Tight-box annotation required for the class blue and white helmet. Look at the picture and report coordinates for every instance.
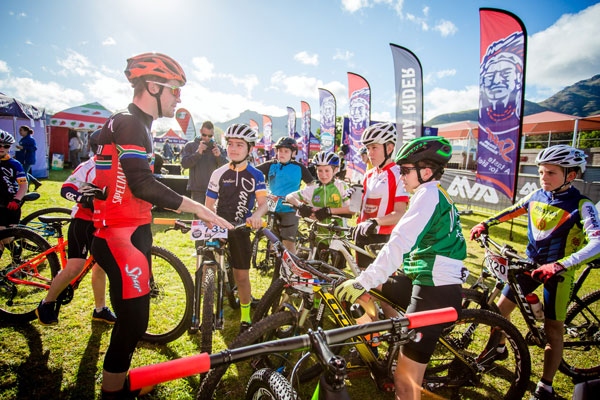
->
[313,151,340,167]
[535,145,587,174]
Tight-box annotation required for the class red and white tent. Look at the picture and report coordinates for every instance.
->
[154,129,187,144]
[50,102,112,130]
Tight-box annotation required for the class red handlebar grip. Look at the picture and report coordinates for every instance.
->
[129,353,210,390]
[406,307,458,329]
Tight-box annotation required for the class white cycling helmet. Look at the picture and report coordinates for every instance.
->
[224,123,257,144]
[535,145,587,174]
[0,129,16,145]
[361,122,397,146]
[313,151,340,166]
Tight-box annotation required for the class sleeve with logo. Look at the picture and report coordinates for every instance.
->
[559,199,600,268]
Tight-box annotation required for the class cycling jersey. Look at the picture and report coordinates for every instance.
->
[256,160,313,213]
[0,155,26,205]
[357,181,468,289]
[358,163,409,235]
[93,103,183,228]
[206,162,267,224]
[293,179,350,241]
[61,156,95,221]
[483,186,600,268]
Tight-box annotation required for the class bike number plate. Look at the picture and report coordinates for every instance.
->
[484,250,509,283]
[190,220,228,241]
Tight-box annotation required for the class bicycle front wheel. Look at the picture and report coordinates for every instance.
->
[245,369,298,400]
[251,230,277,276]
[200,265,216,354]
[0,227,61,322]
[560,289,600,380]
[142,246,193,344]
[424,308,531,400]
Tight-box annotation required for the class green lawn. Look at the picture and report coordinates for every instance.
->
[0,170,592,399]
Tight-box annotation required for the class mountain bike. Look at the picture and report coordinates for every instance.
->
[0,217,193,344]
[127,308,458,400]
[153,218,262,354]
[200,226,531,399]
[10,192,72,243]
[473,233,600,381]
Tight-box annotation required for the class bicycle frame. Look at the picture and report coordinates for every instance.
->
[197,240,231,331]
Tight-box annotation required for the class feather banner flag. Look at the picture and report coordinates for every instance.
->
[347,72,370,178]
[390,44,423,151]
[318,88,336,153]
[249,119,260,163]
[477,8,527,201]
[262,115,273,160]
[300,101,311,165]
[175,108,196,142]
[287,107,296,139]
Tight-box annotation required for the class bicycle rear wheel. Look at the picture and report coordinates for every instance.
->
[20,207,72,244]
[142,246,193,344]
[0,227,61,322]
[424,308,530,400]
[560,289,600,380]
[245,368,298,400]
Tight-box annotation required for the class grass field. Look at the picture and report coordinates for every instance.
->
[1,169,593,399]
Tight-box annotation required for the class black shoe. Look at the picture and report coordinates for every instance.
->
[36,300,58,325]
[239,321,251,334]
[530,386,556,400]
[92,307,117,324]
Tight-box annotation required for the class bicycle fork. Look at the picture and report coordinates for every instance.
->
[215,253,226,330]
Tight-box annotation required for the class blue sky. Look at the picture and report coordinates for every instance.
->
[1,0,599,132]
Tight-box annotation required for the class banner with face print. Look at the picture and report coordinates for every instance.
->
[347,72,370,177]
[286,107,296,139]
[249,119,260,162]
[390,44,423,152]
[262,115,273,160]
[318,88,336,153]
[175,108,196,142]
[300,101,311,165]
[477,8,527,201]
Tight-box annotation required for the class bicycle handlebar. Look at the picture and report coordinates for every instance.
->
[129,307,458,390]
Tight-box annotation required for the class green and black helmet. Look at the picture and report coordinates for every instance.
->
[394,136,452,166]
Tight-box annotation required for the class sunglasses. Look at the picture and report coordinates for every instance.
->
[202,134,214,138]
[400,166,419,175]
[148,81,181,97]
[0,144,11,149]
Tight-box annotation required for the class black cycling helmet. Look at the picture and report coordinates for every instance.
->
[89,129,101,155]
[274,137,298,152]
[395,136,452,166]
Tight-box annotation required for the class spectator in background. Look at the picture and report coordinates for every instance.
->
[162,139,174,162]
[15,125,41,190]
[173,144,181,162]
[181,120,227,204]
[69,130,83,168]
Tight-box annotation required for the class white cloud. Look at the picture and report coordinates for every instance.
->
[57,49,92,77]
[25,40,33,46]
[341,0,403,16]
[527,3,600,93]
[0,60,10,74]
[433,19,458,37]
[102,37,116,46]
[191,57,215,81]
[424,85,479,122]
[294,51,319,66]
[423,6,429,17]
[372,111,392,122]
[333,49,355,67]
[270,71,346,102]
[222,73,259,98]
[0,77,85,112]
[84,75,131,112]
[424,69,457,85]
[437,69,456,79]
[406,12,429,31]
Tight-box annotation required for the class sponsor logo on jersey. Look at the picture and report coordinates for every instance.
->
[125,264,143,293]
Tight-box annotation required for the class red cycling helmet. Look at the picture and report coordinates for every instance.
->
[124,53,186,85]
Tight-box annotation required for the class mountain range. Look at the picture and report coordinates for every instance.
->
[205,74,600,137]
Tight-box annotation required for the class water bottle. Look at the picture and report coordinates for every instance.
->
[350,303,380,346]
[525,293,544,320]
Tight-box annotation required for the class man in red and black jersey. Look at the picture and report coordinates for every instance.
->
[92,53,232,399]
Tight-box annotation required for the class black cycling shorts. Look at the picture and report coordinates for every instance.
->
[67,218,95,259]
[381,274,462,364]
[228,228,252,270]
[91,224,152,373]
[273,211,299,242]
[0,207,20,227]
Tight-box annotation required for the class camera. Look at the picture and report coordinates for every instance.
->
[205,138,215,150]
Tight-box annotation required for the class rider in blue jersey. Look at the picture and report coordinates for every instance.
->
[471,145,600,400]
